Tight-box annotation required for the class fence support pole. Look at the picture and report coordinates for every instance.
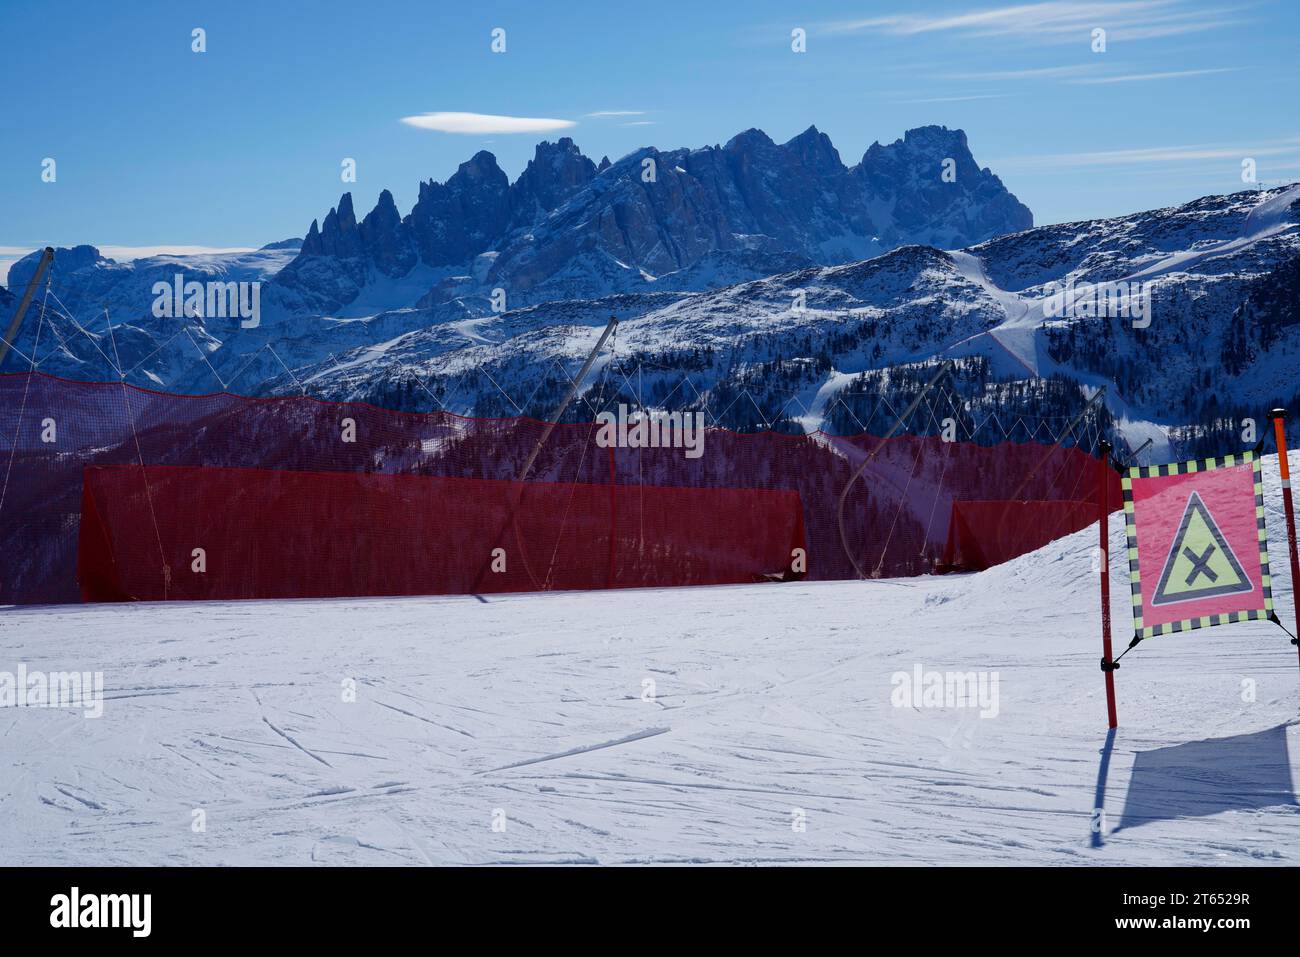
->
[1268,409,1300,679]
[1098,439,1118,729]
[836,360,952,580]
[469,316,618,595]
[607,444,617,589]
[0,246,54,368]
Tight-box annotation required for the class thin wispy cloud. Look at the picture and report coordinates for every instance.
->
[936,61,1239,87]
[940,64,1099,81]
[586,110,646,117]
[895,93,1015,103]
[400,112,576,134]
[820,1,1236,45]
[621,120,657,126]
[992,138,1300,170]
[1069,66,1241,83]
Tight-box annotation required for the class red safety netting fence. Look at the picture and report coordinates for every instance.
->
[0,371,1120,604]
[78,465,806,600]
[941,500,1098,571]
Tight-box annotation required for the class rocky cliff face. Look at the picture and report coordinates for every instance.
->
[854,126,1032,250]
[508,137,598,227]
[272,125,1033,312]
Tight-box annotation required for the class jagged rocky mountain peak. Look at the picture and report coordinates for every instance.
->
[264,124,1035,311]
[456,150,508,183]
[725,127,777,150]
[783,124,844,171]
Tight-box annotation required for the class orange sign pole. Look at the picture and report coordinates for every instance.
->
[1268,409,1300,676]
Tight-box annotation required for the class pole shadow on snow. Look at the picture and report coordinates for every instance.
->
[1091,728,1117,848]
[1112,722,1298,833]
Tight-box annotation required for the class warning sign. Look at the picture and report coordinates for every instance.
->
[1151,491,1253,606]
[1123,452,1273,638]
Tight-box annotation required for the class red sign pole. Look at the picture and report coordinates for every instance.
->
[1268,409,1300,677]
[1098,440,1118,729]
[607,443,618,589]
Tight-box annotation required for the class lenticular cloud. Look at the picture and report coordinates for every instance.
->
[400,111,576,134]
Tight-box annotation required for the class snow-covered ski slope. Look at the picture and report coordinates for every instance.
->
[4,457,1300,866]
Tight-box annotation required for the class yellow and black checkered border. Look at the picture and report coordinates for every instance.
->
[1121,450,1273,639]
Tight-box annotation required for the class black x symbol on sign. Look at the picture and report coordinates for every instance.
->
[1183,544,1218,586]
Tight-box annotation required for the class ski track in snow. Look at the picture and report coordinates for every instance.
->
[3,455,1300,866]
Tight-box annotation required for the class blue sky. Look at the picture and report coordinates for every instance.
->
[1,0,1297,271]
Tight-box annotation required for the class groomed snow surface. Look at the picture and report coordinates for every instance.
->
[4,457,1300,866]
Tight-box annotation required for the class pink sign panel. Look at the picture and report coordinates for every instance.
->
[1122,454,1272,637]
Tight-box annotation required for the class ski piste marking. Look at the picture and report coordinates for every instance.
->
[478,727,672,774]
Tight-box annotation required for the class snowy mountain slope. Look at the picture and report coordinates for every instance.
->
[0,244,303,389]
[282,184,1299,451]
[0,123,1028,398]
[5,453,1299,866]
[953,182,1300,365]
[4,179,1297,456]
[962,184,1300,453]
[3,243,300,325]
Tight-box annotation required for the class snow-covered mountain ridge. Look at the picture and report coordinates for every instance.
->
[3,160,1297,457]
[286,182,1300,456]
